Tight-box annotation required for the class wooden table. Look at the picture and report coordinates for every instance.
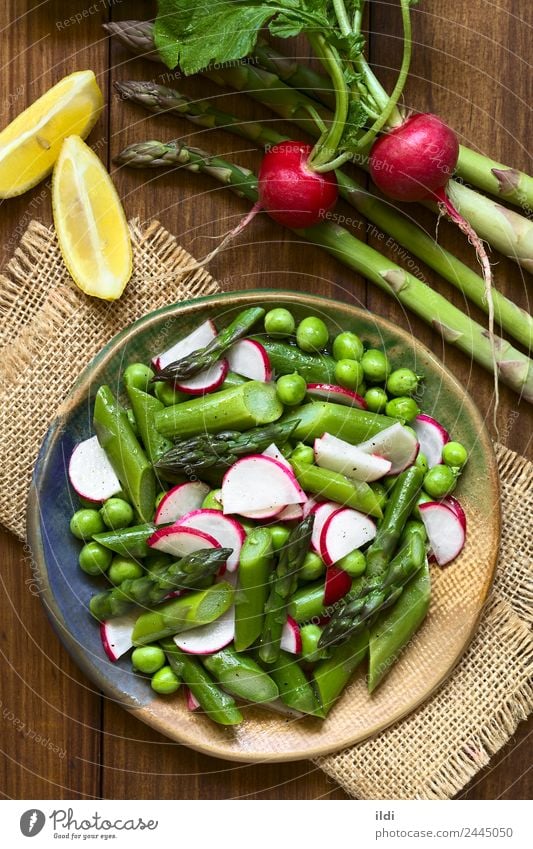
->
[1,0,531,800]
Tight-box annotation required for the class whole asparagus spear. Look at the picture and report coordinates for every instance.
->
[259,514,314,664]
[115,79,533,351]
[154,419,299,475]
[153,307,264,383]
[89,547,231,621]
[115,139,533,403]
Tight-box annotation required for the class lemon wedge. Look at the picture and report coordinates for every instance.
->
[52,135,132,300]
[0,70,103,198]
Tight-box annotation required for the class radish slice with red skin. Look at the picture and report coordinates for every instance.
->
[173,358,228,396]
[68,435,121,502]
[357,422,419,474]
[303,497,319,518]
[153,319,217,370]
[419,501,465,566]
[413,414,450,468]
[262,443,291,469]
[319,507,377,566]
[154,481,210,525]
[222,454,306,516]
[310,501,342,554]
[280,616,302,654]
[314,433,392,482]
[100,608,140,662]
[227,339,272,381]
[148,525,220,558]
[177,509,245,572]
[442,495,467,533]
[186,687,201,711]
[324,567,352,607]
[173,604,235,654]
[306,383,367,409]
[277,503,305,521]
[238,504,287,520]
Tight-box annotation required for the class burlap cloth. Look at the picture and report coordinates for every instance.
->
[0,219,531,799]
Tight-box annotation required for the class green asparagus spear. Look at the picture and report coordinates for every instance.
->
[312,630,369,715]
[89,547,231,621]
[290,458,384,519]
[259,515,314,665]
[132,581,234,645]
[93,385,156,523]
[154,419,299,475]
[286,402,396,445]
[93,523,156,559]
[203,647,279,704]
[235,528,273,652]
[153,307,264,383]
[154,381,284,439]
[250,337,337,383]
[161,640,243,725]
[268,651,324,717]
[126,385,173,464]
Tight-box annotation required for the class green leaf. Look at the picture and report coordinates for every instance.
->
[268,13,305,38]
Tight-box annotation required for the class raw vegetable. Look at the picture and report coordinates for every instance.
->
[268,651,323,717]
[264,308,295,337]
[100,608,141,662]
[68,435,121,503]
[221,454,306,517]
[251,337,337,383]
[357,422,419,475]
[319,508,377,567]
[227,339,272,381]
[148,525,220,559]
[174,604,235,654]
[413,414,450,468]
[131,581,234,645]
[93,523,156,560]
[306,383,367,409]
[151,665,181,694]
[70,508,106,540]
[154,319,217,370]
[234,528,273,652]
[286,402,396,445]
[100,498,134,530]
[314,432,392,481]
[290,459,384,519]
[312,630,369,715]
[419,502,466,566]
[154,481,210,525]
[203,647,279,703]
[177,510,245,572]
[280,616,302,654]
[107,557,143,585]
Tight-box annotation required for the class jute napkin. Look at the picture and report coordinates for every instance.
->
[0,220,531,799]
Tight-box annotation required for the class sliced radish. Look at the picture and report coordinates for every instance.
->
[222,454,306,516]
[68,435,121,503]
[324,567,352,606]
[319,507,377,566]
[358,422,419,474]
[173,604,235,654]
[100,608,140,662]
[239,504,287,520]
[303,496,319,518]
[173,358,228,396]
[413,414,450,468]
[227,339,272,381]
[419,502,465,566]
[311,501,342,554]
[186,687,201,711]
[154,481,210,525]
[148,525,219,558]
[153,319,217,370]
[314,433,392,482]
[277,503,305,521]
[177,509,244,572]
[307,383,367,409]
[280,616,302,654]
[262,442,291,469]
[442,495,467,532]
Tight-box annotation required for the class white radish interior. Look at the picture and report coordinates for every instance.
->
[358,422,419,474]
[311,501,341,553]
[177,509,244,572]
[154,319,217,370]
[68,435,121,502]
[419,502,465,566]
[227,339,272,381]
[262,442,291,469]
[173,604,235,654]
[315,433,392,481]
[280,616,302,654]
[154,481,210,525]
[413,415,450,468]
[149,525,219,557]
[320,507,377,566]
[174,359,228,395]
[100,608,140,662]
[222,454,306,516]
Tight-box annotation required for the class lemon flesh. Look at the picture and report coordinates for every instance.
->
[52,135,132,301]
[0,70,103,198]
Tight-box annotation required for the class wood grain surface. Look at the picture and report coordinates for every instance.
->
[0,0,531,800]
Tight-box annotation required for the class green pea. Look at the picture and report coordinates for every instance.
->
[132,645,166,674]
[364,386,388,413]
[386,367,420,397]
[79,542,113,576]
[100,498,134,530]
[123,362,155,393]
[402,520,427,543]
[332,331,364,362]
[264,307,296,337]
[108,556,144,585]
[361,348,391,383]
[385,396,420,422]
[276,372,307,406]
[296,316,329,352]
[415,452,429,473]
[300,624,327,663]
[201,489,223,511]
[300,551,326,582]
[337,549,366,577]
[412,491,433,520]
[442,441,468,468]
[268,524,291,552]
[334,358,364,390]
[150,665,180,694]
[70,508,106,540]
[291,443,314,465]
[423,465,458,498]
[154,381,185,406]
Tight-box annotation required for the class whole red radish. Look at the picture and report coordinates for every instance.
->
[258,141,338,228]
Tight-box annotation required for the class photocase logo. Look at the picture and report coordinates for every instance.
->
[20,809,46,837]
